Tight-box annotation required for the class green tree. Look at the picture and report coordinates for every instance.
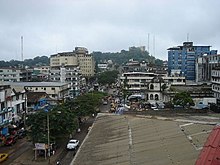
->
[172,91,194,107]
[26,92,106,144]
[26,106,77,144]
[97,70,119,85]
[74,92,106,116]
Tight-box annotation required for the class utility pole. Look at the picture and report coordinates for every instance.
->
[21,36,23,62]
[187,33,189,42]
[147,33,150,54]
[47,112,50,164]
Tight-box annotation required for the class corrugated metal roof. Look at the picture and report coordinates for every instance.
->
[72,114,213,165]
[2,81,68,87]
[195,126,220,165]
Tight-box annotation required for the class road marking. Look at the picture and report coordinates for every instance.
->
[179,123,194,127]
[190,130,212,137]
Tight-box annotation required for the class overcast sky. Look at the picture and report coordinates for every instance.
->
[0,0,220,61]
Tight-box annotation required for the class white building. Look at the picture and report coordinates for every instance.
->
[120,72,186,101]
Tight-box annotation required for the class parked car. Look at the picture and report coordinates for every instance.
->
[66,139,79,150]
[0,153,8,163]
[151,104,158,110]
[17,129,26,139]
[103,100,108,105]
[5,136,17,146]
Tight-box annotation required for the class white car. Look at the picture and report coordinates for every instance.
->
[66,139,79,150]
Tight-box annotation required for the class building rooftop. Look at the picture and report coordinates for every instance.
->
[72,114,214,165]
[2,82,68,87]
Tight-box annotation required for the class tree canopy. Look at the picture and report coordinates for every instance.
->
[97,70,119,85]
[26,91,107,144]
[92,48,163,66]
[172,91,194,107]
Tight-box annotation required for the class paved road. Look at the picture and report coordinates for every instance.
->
[60,117,95,165]
[0,117,96,165]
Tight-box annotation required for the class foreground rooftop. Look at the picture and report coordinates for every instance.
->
[72,113,214,165]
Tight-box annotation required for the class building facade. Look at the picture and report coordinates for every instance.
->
[196,54,220,83]
[211,67,220,110]
[168,42,217,81]
[50,47,95,97]
[5,82,69,100]
[0,85,26,143]
[120,72,185,101]
[50,47,95,79]
[0,68,32,82]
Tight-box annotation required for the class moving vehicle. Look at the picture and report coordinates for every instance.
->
[0,153,8,163]
[66,139,79,150]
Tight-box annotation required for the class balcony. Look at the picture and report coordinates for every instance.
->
[0,107,14,114]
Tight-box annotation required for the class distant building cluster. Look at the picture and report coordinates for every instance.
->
[1,42,220,142]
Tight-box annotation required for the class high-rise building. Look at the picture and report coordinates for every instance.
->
[50,47,95,97]
[168,42,217,81]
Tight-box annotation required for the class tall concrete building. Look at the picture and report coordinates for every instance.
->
[168,42,217,81]
[50,47,95,97]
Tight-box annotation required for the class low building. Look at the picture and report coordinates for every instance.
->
[0,68,32,82]
[2,82,69,100]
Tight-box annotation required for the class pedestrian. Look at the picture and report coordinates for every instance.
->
[77,128,81,133]
[56,160,61,165]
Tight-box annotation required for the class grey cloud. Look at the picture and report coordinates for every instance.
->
[0,0,220,61]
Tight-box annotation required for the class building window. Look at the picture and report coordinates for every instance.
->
[150,94,153,100]
[150,84,154,90]
[155,94,159,100]
[51,87,55,90]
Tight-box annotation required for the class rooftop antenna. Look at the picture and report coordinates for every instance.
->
[187,33,189,42]
[21,36,23,61]
[147,33,150,54]
[153,35,155,57]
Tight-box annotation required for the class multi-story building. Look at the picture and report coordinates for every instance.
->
[211,66,220,110]
[50,47,95,97]
[0,84,26,142]
[33,66,50,81]
[0,68,32,82]
[76,47,95,77]
[196,54,220,83]
[50,47,95,78]
[168,42,217,81]
[120,72,185,101]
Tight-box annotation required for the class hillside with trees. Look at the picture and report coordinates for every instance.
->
[0,47,163,68]
[92,47,163,66]
[0,56,50,68]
